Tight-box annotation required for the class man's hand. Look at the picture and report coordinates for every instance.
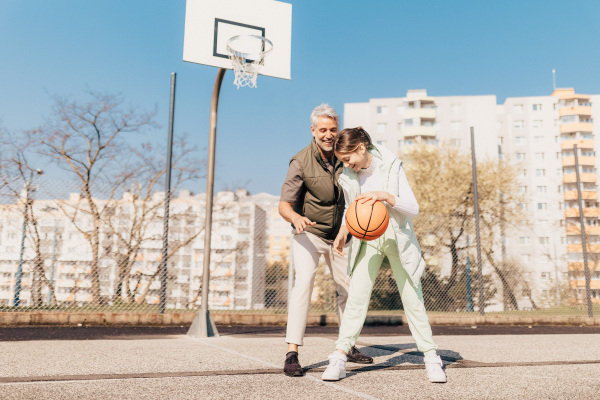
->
[333,225,349,256]
[279,201,316,233]
[354,191,394,206]
[291,214,316,233]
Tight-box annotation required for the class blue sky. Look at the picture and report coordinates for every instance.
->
[1,0,600,196]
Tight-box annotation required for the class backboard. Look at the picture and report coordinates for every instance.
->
[183,0,292,80]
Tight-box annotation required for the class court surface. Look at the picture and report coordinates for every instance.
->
[1,325,599,399]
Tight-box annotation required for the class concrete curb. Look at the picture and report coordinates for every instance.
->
[1,312,599,327]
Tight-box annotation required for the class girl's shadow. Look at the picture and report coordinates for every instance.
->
[305,344,462,377]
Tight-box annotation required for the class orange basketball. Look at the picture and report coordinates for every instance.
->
[345,200,389,241]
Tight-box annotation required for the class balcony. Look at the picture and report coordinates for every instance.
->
[563,173,596,184]
[560,123,594,134]
[560,139,594,151]
[559,106,593,117]
[561,156,595,167]
[402,108,436,120]
[567,243,600,252]
[402,125,437,138]
[565,225,600,235]
[570,280,600,290]
[564,208,599,218]
[564,191,598,201]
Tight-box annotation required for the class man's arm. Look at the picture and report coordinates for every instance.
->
[278,201,316,233]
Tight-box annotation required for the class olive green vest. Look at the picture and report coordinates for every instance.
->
[291,139,345,240]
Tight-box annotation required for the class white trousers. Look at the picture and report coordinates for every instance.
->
[335,232,437,354]
[285,231,350,346]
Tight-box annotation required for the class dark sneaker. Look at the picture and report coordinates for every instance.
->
[283,351,304,377]
[346,346,374,364]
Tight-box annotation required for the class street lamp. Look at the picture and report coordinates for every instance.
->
[13,169,43,307]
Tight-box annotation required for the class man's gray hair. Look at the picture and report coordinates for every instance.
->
[310,103,339,128]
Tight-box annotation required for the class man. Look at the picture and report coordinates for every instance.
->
[279,103,373,377]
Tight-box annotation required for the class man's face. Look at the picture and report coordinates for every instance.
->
[311,116,338,154]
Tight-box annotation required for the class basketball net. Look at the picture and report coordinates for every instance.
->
[226,35,273,89]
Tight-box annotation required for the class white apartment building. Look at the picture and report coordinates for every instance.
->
[0,189,267,310]
[344,88,600,307]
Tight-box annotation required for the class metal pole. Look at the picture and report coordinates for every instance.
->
[159,72,177,314]
[466,235,473,312]
[13,184,29,307]
[553,239,559,307]
[188,68,226,338]
[470,127,485,315]
[47,221,57,305]
[573,144,593,317]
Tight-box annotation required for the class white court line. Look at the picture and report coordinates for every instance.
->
[195,338,380,400]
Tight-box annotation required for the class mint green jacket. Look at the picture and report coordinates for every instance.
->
[337,144,426,286]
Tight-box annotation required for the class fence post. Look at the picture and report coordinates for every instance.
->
[159,72,177,314]
[470,127,485,315]
[573,144,593,317]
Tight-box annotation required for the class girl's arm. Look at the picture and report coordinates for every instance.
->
[355,165,419,217]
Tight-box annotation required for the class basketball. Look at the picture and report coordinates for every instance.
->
[345,200,390,241]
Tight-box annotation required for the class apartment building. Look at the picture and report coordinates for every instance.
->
[344,88,600,307]
[0,189,266,310]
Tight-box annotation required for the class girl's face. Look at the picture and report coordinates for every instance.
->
[335,143,370,172]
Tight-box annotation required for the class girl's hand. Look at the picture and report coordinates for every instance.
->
[354,191,394,206]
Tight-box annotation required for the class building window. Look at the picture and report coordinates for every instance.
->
[513,104,524,113]
[405,119,414,127]
[536,186,547,193]
[536,169,546,177]
[450,121,462,131]
[532,104,542,111]
[376,123,387,133]
[539,237,550,245]
[535,152,544,160]
[397,122,402,131]
[515,136,525,144]
[534,136,544,143]
[376,106,388,115]
[519,186,527,194]
[533,120,543,128]
[450,139,461,147]
[519,169,527,177]
[558,185,562,193]
[518,203,528,211]
[522,254,531,262]
[516,153,526,160]
[519,236,530,245]
[514,120,524,129]
[498,137,504,145]
[451,104,462,114]
[537,203,547,210]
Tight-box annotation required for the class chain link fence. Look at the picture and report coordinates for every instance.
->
[1,178,598,318]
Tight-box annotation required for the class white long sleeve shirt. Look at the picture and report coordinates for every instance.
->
[342,156,419,220]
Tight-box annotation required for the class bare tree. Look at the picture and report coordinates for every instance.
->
[32,90,157,304]
[0,133,51,306]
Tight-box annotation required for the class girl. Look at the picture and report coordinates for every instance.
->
[321,127,446,383]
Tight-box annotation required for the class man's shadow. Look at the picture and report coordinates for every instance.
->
[305,344,462,377]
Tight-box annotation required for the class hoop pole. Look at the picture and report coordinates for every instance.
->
[188,68,226,338]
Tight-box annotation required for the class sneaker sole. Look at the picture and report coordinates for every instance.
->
[347,359,374,364]
[322,374,346,381]
[284,370,305,377]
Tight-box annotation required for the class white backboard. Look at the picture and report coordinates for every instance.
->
[183,0,292,80]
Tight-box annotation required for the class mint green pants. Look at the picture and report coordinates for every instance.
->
[335,232,437,355]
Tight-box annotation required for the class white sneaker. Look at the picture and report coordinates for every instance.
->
[321,351,347,381]
[424,353,447,383]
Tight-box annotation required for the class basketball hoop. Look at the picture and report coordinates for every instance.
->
[226,35,273,89]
